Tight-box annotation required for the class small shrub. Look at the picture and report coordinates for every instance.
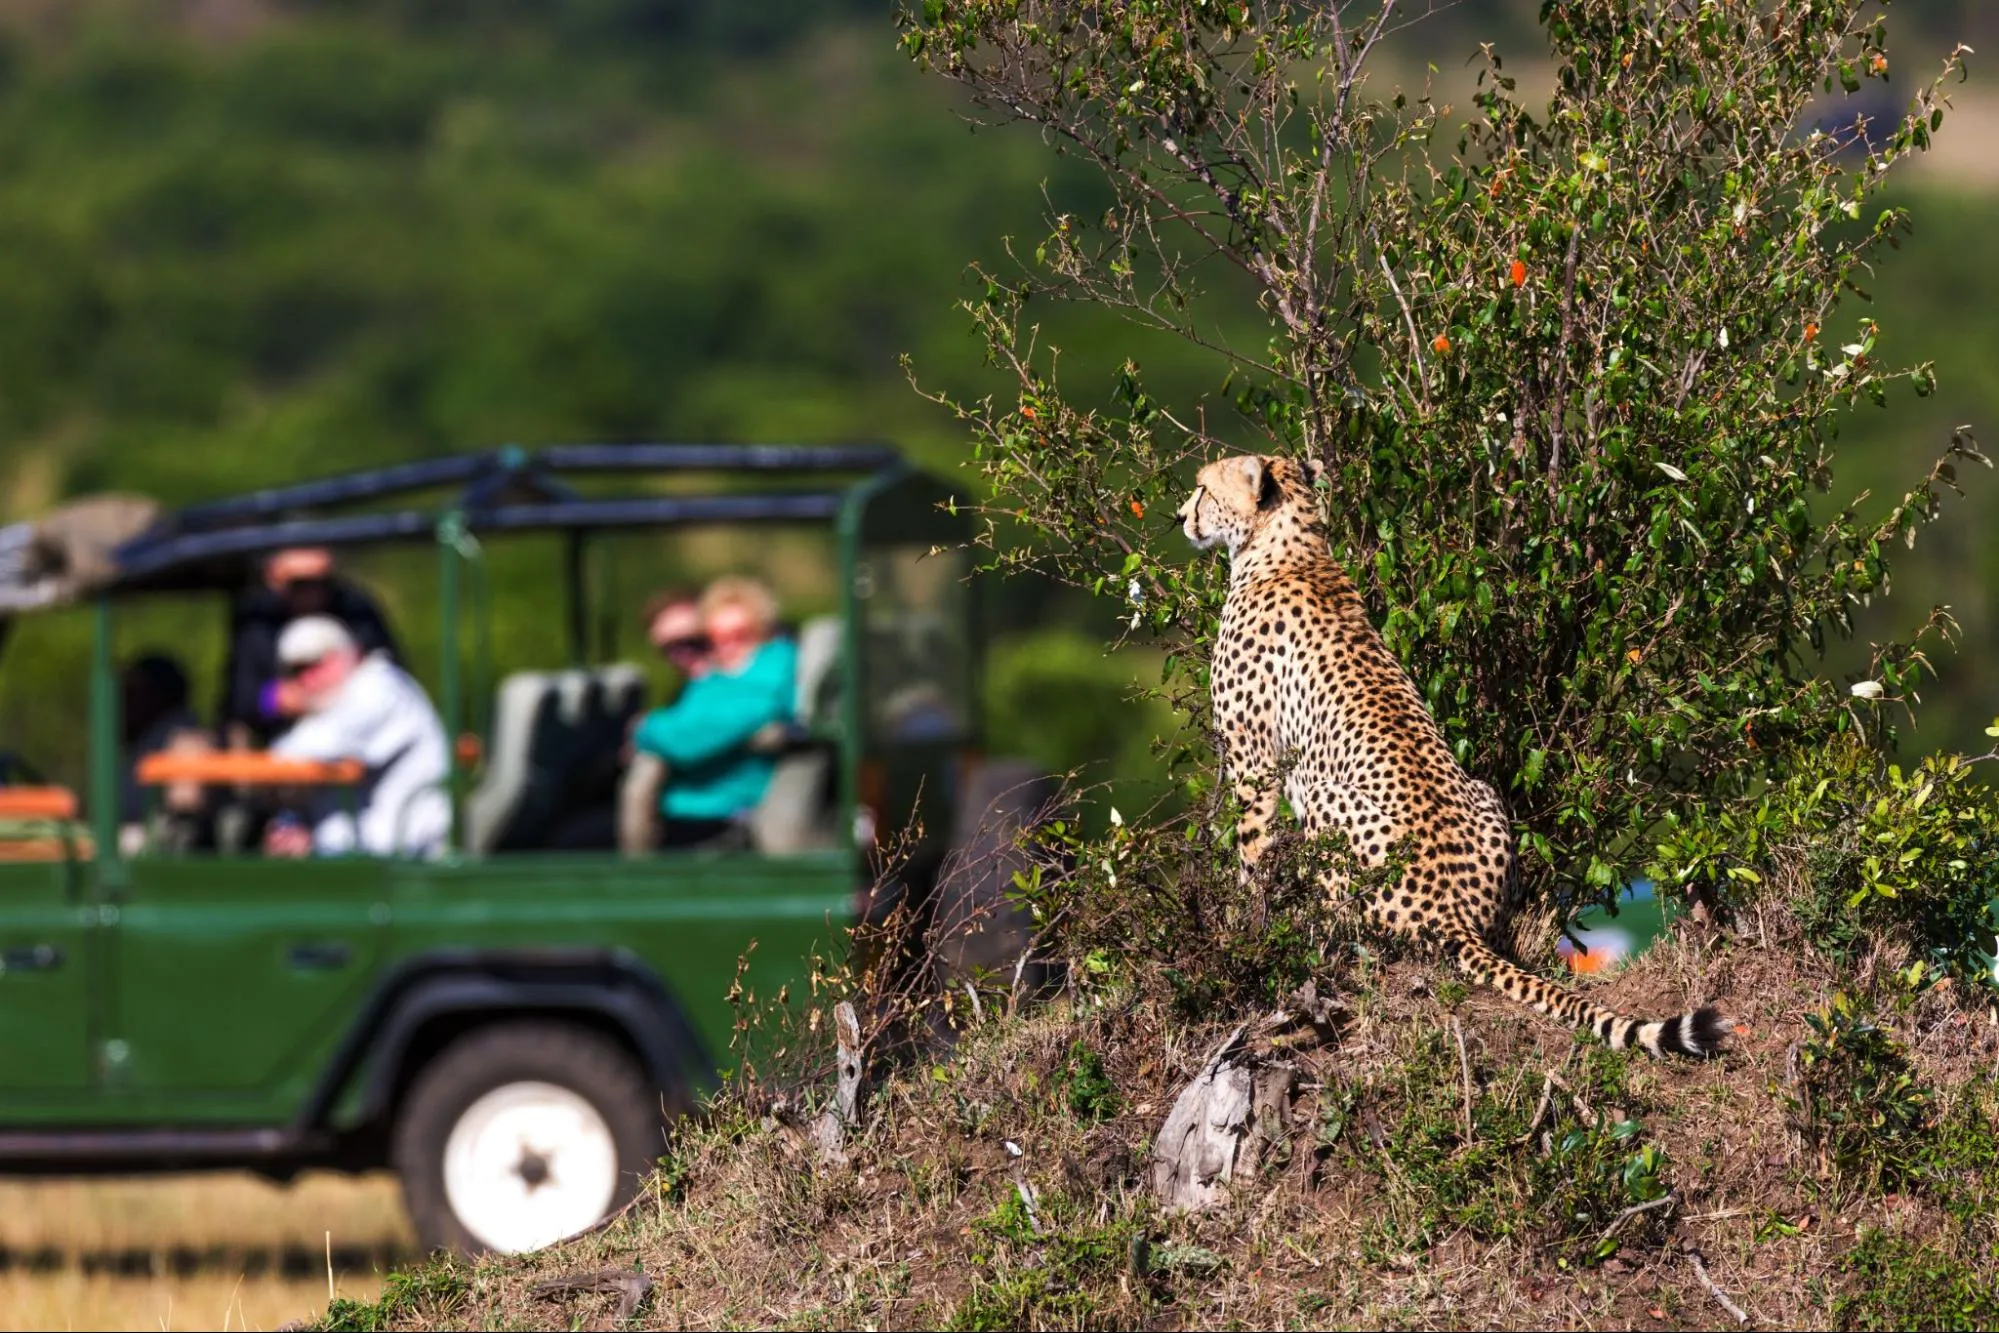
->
[971,1189,1041,1248]
[1817,748,1999,986]
[316,1264,469,1332]
[1019,801,1352,1018]
[954,1191,1141,1331]
[1923,1090,1999,1243]
[1654,735,1999,989]
[1056,1041,1121,1123]
[1833,1229,1999,1332]
[1790,993,1933,1190]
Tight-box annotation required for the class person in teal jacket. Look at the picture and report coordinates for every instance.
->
[632,576,797,847]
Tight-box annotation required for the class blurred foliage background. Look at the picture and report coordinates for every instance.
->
[0,0,1996,812]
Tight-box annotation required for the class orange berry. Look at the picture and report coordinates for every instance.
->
[1020,405,1037,420]
[1871,54,1887,74]
[1432,333,1452,354]
[1803,322,1818,341]
[1625,648,1642,665]
[1129,498,1145,518]
[1509,259,1527,288]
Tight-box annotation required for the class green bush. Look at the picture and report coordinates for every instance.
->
[903,0,1984,925]
[1789,993,1934,1190]
[1652,733,1999,986]
[1834,1229,1999,1332]
[1054,1041,1121,1124]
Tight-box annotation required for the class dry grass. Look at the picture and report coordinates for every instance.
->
[0,1172,414,1331]
[337,909,1999,1331]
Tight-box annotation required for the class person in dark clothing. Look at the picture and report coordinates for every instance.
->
[119,652,203,826]
[218,547,401,748]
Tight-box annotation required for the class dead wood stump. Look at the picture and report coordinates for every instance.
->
[1148,983,1341,1213]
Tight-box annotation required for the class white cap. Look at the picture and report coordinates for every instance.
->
[276,615,357,667]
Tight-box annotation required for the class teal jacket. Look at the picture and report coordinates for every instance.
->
[633,636,797,821]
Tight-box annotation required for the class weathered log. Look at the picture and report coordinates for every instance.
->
[1148,983,1341,1213]
[1149,1024,1298,1212]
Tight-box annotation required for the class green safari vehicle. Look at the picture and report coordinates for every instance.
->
[0,444,1039,1254]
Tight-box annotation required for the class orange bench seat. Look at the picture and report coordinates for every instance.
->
[135,753,365,787]
[0,787,79,822]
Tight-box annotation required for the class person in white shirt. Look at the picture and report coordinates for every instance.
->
[265,615,451,858]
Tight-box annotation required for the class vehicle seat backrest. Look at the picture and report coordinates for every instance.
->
[465,664,648,854]
[747,615,844,855]
[466,672,555,855]
[746,748,838,854]
[555,663,646,819]
[793,614,842,725]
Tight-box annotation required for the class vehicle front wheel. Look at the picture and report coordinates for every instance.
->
[392,1021,666,1256]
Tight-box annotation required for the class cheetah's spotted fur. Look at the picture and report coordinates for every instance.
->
[1179,453,1726,1059]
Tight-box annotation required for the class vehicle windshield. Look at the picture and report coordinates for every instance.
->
[859,544,973,748]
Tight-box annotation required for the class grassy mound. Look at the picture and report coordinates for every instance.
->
[317,908,1999,1331]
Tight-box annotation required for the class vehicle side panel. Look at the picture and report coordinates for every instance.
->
[385,851,852,1079]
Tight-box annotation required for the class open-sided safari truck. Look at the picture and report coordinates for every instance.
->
[0,444,1037,1255]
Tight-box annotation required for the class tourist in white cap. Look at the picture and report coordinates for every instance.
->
[265,615,450,858]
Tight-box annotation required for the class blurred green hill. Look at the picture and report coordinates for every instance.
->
[0,0,1994,802]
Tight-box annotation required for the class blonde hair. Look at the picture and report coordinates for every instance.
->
[699,575,779,639]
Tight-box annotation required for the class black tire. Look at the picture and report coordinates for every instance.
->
[930,757,1066,992]
[392,1020,666,1256]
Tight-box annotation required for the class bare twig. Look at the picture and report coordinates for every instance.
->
[1014,1178,1046,1235]
[1515,1072,1556,1146]
[1593,1191,1678,1252]
[1546,1071,1598,1126]
[1548,221,1584,479]
[1451,1017,1474,1138]
[1377,250,1431,409]
[558,1188,650,1245]
[1687,1249,1750,1325]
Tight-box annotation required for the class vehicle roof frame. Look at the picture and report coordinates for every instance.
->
[113,441,907,592]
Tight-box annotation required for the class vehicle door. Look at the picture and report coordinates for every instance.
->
[0,797,96,1096]
[104,852,390,1118]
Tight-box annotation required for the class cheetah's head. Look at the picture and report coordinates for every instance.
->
[1177,454,1325,556]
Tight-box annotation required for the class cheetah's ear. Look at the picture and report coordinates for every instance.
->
[1240,455,1280,510]
[1303,457,1327,488]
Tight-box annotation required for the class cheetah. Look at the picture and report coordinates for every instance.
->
[1178,452,1726,1058]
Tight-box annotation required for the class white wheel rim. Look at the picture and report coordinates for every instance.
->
[442,1080,621,1254]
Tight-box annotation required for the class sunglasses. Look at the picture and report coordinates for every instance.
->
[656,635,712,657]
[280,657,325,679]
